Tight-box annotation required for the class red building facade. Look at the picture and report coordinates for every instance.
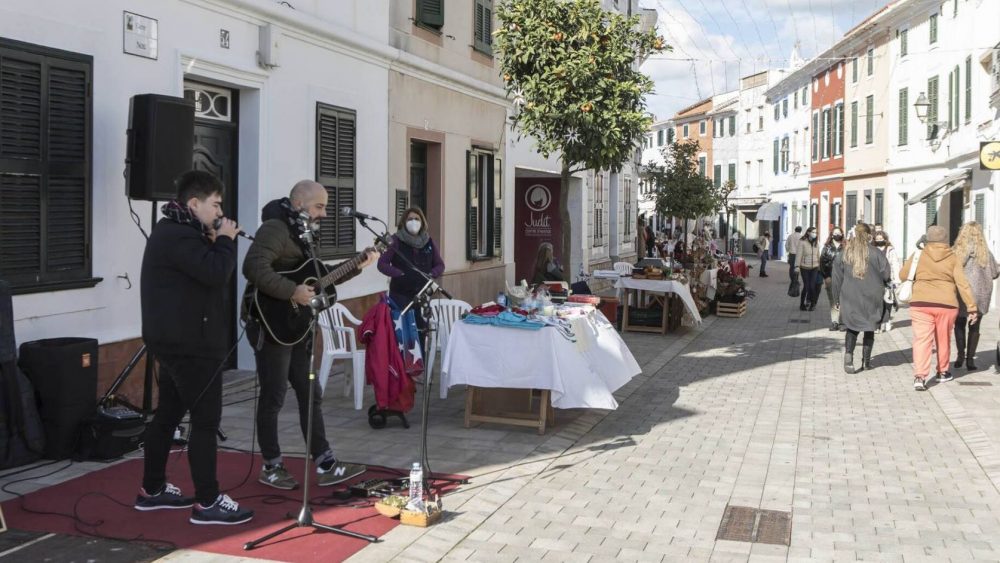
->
[809,62,846,241]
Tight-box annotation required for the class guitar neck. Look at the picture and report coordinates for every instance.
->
[315,250,369,287]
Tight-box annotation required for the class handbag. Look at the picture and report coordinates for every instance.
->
[895,249,922,304]
[788,278,800,297]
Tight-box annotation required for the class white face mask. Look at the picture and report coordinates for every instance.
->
[406,219,422,235]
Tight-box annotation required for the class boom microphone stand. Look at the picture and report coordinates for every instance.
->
[244,227,377,550]
[353,216,468,491]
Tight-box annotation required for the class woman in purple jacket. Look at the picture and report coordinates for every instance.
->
[377,206,445,314]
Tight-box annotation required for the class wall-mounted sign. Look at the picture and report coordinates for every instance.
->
[123,12,158,60]
[981,141,1000,171]
[220,29,230,49]
[514,178,563,283]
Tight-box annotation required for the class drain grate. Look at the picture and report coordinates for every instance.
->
[957,381,993,386]
[716,505,792,546]
[787,319,809,324]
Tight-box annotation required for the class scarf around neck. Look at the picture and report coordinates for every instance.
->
[161,200,210,235]
[396,228,430,249]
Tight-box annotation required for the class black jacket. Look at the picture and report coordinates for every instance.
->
[141,218,237,359]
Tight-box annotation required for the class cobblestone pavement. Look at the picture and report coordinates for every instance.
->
[3,260,1000,562]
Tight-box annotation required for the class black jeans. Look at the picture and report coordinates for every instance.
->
[800,268,821,307]
[143,354,222,506]
[251,325,330,464]
[787,254,797,282]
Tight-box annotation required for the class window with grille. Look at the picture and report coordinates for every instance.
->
[473,0,493,55]
[316,103,357,259]
[0,39,95,293]
[466,148,502,260]
[415,0,444,30]
[592,172,605,247]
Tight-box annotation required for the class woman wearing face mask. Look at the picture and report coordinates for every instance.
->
[377,207,445,315]
[872,231,900,332]
[821,227,846,330]
[795,227,821,311]
[832,224,892,373]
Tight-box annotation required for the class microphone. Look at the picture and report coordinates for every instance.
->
[341,207,378,221]
[212,218,254,240]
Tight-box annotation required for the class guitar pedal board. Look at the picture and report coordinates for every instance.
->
[348,477,410,498]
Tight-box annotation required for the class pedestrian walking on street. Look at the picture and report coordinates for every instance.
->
[950,222,999,371]
[833,224,892,374]
[821,227,845,330]
[786,226,802,284]
[757,231,771,277]
[795,227,821,311]
[873,230,901,333]
[901,226,979,390]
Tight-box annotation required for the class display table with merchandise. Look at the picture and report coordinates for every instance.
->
[614,277,702,333]
[441,307,641,434]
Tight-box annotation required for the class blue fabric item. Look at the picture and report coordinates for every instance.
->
[386,295,423,373]
[462,310,545,330]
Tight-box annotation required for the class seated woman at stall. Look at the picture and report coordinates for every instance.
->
[532,242,564,284]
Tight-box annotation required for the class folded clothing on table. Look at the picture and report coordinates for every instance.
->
[463,309,545,330]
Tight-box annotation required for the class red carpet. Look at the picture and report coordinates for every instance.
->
[2,451,463,562]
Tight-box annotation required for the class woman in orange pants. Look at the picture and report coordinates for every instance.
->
[900,226,979,390]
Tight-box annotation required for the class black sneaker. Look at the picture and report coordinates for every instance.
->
[190,494,254,525]
[937,371,954,382]
[317,461,366,487]
[134,483,194,511]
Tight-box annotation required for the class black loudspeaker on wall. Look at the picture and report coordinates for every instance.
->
[125,94,196,201]
[18,338,98,460]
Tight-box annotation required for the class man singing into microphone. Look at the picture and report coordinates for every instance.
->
[243,180,376,490]
[136,170,254,525]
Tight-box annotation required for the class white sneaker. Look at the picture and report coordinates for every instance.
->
[913,378,927,391]
[884,321,892,332]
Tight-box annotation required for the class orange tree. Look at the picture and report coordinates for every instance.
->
[495,0,666,277]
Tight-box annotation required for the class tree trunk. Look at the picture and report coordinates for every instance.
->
[559,162,573,282]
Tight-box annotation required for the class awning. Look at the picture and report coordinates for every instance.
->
[756,201,783,221]
[906,168,970,205]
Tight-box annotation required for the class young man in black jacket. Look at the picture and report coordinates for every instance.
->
[136,170,253,526]
[243,180,376,490]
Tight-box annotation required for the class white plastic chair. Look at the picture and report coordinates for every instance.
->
[426,298,472,399]
[613,261,633,276]
[318,303,366,410]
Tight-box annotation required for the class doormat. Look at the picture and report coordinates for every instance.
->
[1,451,464,562]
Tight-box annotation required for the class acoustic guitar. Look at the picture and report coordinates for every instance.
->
[249,243,382,345]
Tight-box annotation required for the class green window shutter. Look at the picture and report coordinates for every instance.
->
[867,48,874,76]
[865,96,874,144]
[974,194,985,225]
[930,14,937,44]
[852,57,858,82]
[927,76,939,139]
[850,101,858,147]
[898,88,908,146]
[491,156,502,257]
[774,104,779,121]
[837,103,845,154]
[875,190,884,225]
[729,116,735,136]
[473,0,493,55]
[772,139,779,174]
[846,193,857,226]
[698,157,706,177]
[965,56,972,123]
[713,164,722,188]
[926,196,938,228]
[953,65,960,128]
[728,163,736,182]
[395,189,409,225]
[811,112,818,160]
[901,28,908,56]
[416,0,444,29]
[948,70,954,130]
[316,104,356,259]
[466,150,478,260]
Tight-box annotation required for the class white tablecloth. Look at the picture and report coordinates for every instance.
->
[441,311,641,409]
[614,277,703,324]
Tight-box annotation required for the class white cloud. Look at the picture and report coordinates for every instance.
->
[639,0,878,120]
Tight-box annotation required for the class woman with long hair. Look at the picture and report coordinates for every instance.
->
[901,226,979,390]
[950,222,999,370]
[532,242,564,284]
[821,226,846,330]
[832,224,892,373]
[873,230,901,332]
[795,226,821,311]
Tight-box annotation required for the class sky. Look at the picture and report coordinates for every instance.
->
[638,0,890,121]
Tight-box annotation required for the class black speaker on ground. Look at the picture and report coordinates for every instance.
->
[18,338,98,459]
[125,94,195,201]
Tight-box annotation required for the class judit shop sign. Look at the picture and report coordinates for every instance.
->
[514,178,562,283]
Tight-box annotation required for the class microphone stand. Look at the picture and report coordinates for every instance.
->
[244,227,377,550]
[354,217,468,491]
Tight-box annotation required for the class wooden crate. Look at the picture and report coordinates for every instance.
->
[716,300,747,318]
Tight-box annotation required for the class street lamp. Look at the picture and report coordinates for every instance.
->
[913,92,930,123]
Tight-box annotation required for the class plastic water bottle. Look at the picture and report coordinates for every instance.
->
[496,291,507,308]
[407,462,424,510]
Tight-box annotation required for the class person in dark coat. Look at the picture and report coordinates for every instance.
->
[531,242,564,284]
[821,226,845,330]
[377,206,445,329]
[832,223,891,374]
[137,170,253,525]
[243,180,375,491]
